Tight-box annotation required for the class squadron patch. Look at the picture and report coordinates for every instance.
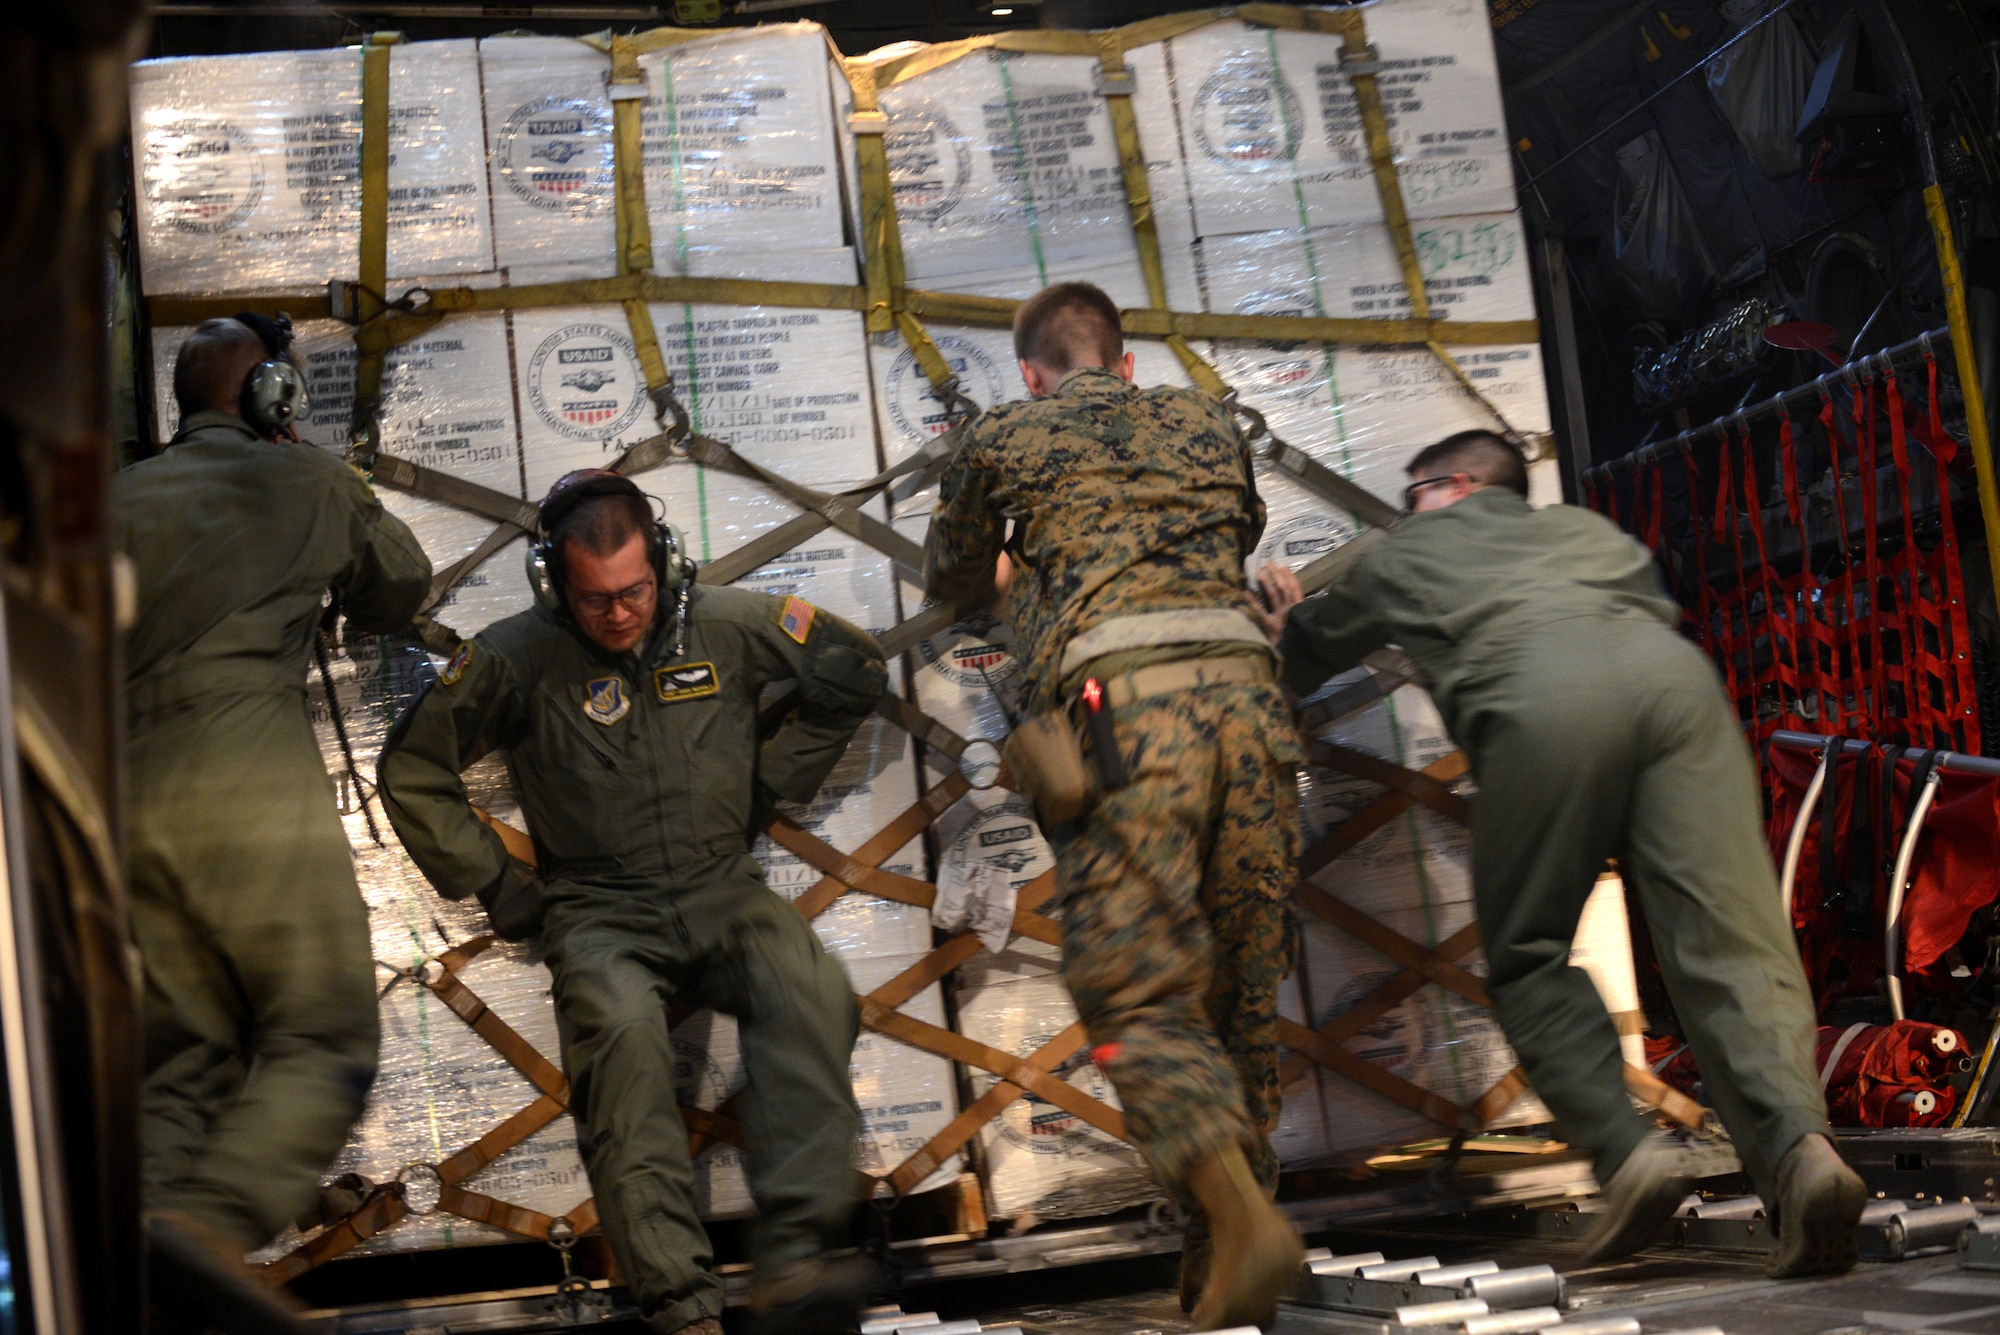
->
[779,595,816,645]
[439,641,474,687]
[654,661,720,704]
[583,676,630,725]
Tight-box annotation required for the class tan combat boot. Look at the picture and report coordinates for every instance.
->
[1766,1133,1866,1279]
[1184,1143,1305,1332]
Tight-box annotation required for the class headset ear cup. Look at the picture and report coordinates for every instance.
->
[658,523,687,593]
[525,541,562,611]
[243,360,308,437]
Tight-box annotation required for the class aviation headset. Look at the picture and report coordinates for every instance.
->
[526,469,692,613]
[233,310,309,438]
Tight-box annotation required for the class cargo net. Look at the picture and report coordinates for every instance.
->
[131,5,1591,1278]
[1583,349,1982,760]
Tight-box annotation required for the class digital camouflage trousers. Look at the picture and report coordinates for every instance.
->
[1053,678,1303,1199]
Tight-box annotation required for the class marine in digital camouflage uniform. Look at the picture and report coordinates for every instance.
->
[120,317,432,1252]
[379,472,886,1335]
[924,283,1305,1331]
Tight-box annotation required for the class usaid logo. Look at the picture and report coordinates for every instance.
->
[1192,57,1304,169]
[142,118,265,235]
[916,605,1020,690]
[1218,286,1328,404]
[527,324,645,440]
[884,101,971,224]
[884,334,1006,447]
[497,96,613,211]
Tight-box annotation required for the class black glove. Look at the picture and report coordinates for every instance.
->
[478,858,547,942]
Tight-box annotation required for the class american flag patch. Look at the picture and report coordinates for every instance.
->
[779,596,816,645]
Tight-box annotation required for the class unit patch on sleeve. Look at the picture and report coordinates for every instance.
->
[439,641,474,687]
[583,676,630,726]
[779,595,817,645]
[654,661,721,704]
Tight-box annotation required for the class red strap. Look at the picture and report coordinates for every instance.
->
[1779,414,1833,728]
[1744,429,1808,731]
[1820,391,1861,733]
[1919,353,1983,750]
[1684,450,1715,648]
[1883,370,1939,741]
[1856,376,1892,732]
[1710,431,1743,706]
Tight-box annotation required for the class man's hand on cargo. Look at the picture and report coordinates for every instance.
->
[1254,563,1303,644]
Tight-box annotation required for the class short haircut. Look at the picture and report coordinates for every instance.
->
[554,493,654,565]
[173,318,268,417]
[1013,281,1124,375]
[1406,429,1529,497]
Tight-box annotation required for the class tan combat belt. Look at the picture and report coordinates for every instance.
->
[1007,606,1277,825]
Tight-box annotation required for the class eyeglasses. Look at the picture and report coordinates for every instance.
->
[571,577,657,618]
[1401,475,1458,511]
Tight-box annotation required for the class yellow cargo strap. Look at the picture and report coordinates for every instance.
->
[1093,32,1230,399]
[1926,182,2000,604]
[841,56,970,408]
[600,33,678,423]
[348,33,401,458]
[1333,15,1526,441]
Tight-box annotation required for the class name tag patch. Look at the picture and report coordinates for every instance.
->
[779,595,816,645]
[583,676,630,726]
[655,661,720,704]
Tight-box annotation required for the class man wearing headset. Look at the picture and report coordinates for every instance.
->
[118,315,432,1256]
[1262,429,1863,1280]
[377,470,887,1335]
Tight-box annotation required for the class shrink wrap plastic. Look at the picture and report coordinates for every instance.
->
[1123,1,1514,243]
[1165,214,1550,512]
[868,259,1192,476]
[481,25,845,272]
[954,972,1157,1222]
[131,41,493,295]
[849,48,1146,284]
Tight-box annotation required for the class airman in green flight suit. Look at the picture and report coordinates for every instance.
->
[1265,429,1866,1280]
[120,315,432,1253]
[378,470,886,1335]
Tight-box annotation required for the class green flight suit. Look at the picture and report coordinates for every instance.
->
[1280,486,1829,1200]
[117,410,432,1250]
[377,583,884,1333]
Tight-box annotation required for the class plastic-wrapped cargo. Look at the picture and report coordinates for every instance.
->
[837,46,1147,285]
[1163,213,1550,511]
[510,250,876,494]
[130,40,494,295]
[1121,0,1515,244]
[868,257,1195,477]
[480,25,845,273]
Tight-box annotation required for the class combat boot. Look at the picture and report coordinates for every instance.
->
[746,1254,876,1335]
[1184,1143,1304,1332]
[1765,1133,1865,1279]
[1582,1132,1693,1264]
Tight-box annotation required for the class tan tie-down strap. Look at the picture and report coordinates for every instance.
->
[1277,742,1534,1136]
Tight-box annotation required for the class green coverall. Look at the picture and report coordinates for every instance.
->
[1280,487,1830,1200]
[118,410,432,1250]
[377,583,885,1333]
